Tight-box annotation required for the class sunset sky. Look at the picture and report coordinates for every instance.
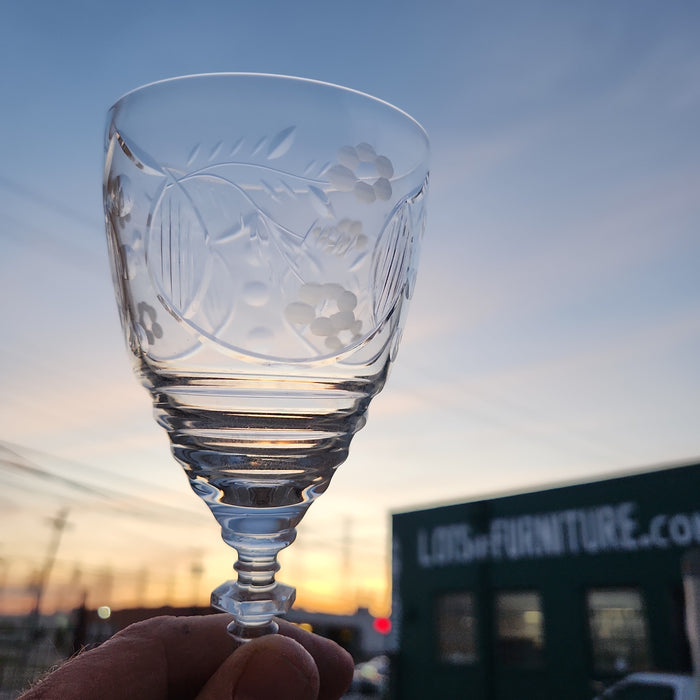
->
[1,1,699,618]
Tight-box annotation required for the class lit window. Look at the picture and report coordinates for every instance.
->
[587,588,650,674]
[495,591,545,666]
[435,591,478,664]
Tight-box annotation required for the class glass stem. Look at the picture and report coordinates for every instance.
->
[234,550,281,587]
[211,523,298,641]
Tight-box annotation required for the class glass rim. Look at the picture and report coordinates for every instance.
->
[108,72,429,151]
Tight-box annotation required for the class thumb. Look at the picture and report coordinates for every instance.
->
[195,634,320,700]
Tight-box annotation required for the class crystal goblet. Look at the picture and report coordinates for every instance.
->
[103,73,429,640]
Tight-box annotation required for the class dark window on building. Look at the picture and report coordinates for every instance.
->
[587,588,650,674]
[604,681,674,700]
[495,591,544,667]
[435,591,478,664]
[670,585,692,672]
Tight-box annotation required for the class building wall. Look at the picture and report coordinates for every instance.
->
[392,462,700,700]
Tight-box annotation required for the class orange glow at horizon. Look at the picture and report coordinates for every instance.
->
[0,555,391,619]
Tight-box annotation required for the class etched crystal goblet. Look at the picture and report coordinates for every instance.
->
[103,74,429,640]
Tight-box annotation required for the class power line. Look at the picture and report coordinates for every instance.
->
[0,440,186,500]
[0,449,117,500]
[0,174,100,231]
[31,508,71,619]
[0,442,208,527]
[0,210,105,276]
[0,441,380,564]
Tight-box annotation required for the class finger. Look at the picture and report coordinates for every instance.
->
[276,620,354,700]
[20,613,239,700]
[195,634,319,700]
[19,613,354,700]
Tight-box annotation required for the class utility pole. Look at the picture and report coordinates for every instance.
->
[31,508,70,623]
[0,556,8,610]
[190,561,204,612]
[136,566,149,607]
[341,516,353,609]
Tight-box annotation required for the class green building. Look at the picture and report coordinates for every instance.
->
[391,462,699,699]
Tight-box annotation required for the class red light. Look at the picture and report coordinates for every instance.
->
[372,617,392,635]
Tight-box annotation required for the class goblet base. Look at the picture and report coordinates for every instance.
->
[211,578,296,642]
[226,618,279,642]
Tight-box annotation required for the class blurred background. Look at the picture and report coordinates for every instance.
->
[1,0,699,696]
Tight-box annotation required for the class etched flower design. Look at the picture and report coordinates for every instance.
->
[284,283,362,353]
[135,301,163,345]
[112,119,417,361]
[326,144,394,204]
[308,218,368,257]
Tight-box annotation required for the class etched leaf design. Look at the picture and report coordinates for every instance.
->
[278,179,297,198]
[209,141,224,160]
[251,136,267,156]
[201,249,237,333]
[371,193,418,324]
[146,170,317,357]
[134,125,416,361]
[229,137,244,156]
[186,144,201,167]
[148,176,249,322]
[404,182,427,300]
[308,185,335,218]
[260,179,281,202]
[266,126,296,160]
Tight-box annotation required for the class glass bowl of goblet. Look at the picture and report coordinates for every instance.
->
[103,73,429,640]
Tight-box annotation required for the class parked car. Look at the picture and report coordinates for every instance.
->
[595,672,697,700]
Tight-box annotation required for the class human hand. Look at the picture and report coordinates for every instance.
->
[20,614,354,700]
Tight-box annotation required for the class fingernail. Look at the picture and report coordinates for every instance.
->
[233,645,316,700]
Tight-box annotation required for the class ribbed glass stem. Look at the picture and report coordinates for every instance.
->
[234,551,281,587]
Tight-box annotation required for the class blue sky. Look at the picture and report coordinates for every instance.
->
[1,0,699,615]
